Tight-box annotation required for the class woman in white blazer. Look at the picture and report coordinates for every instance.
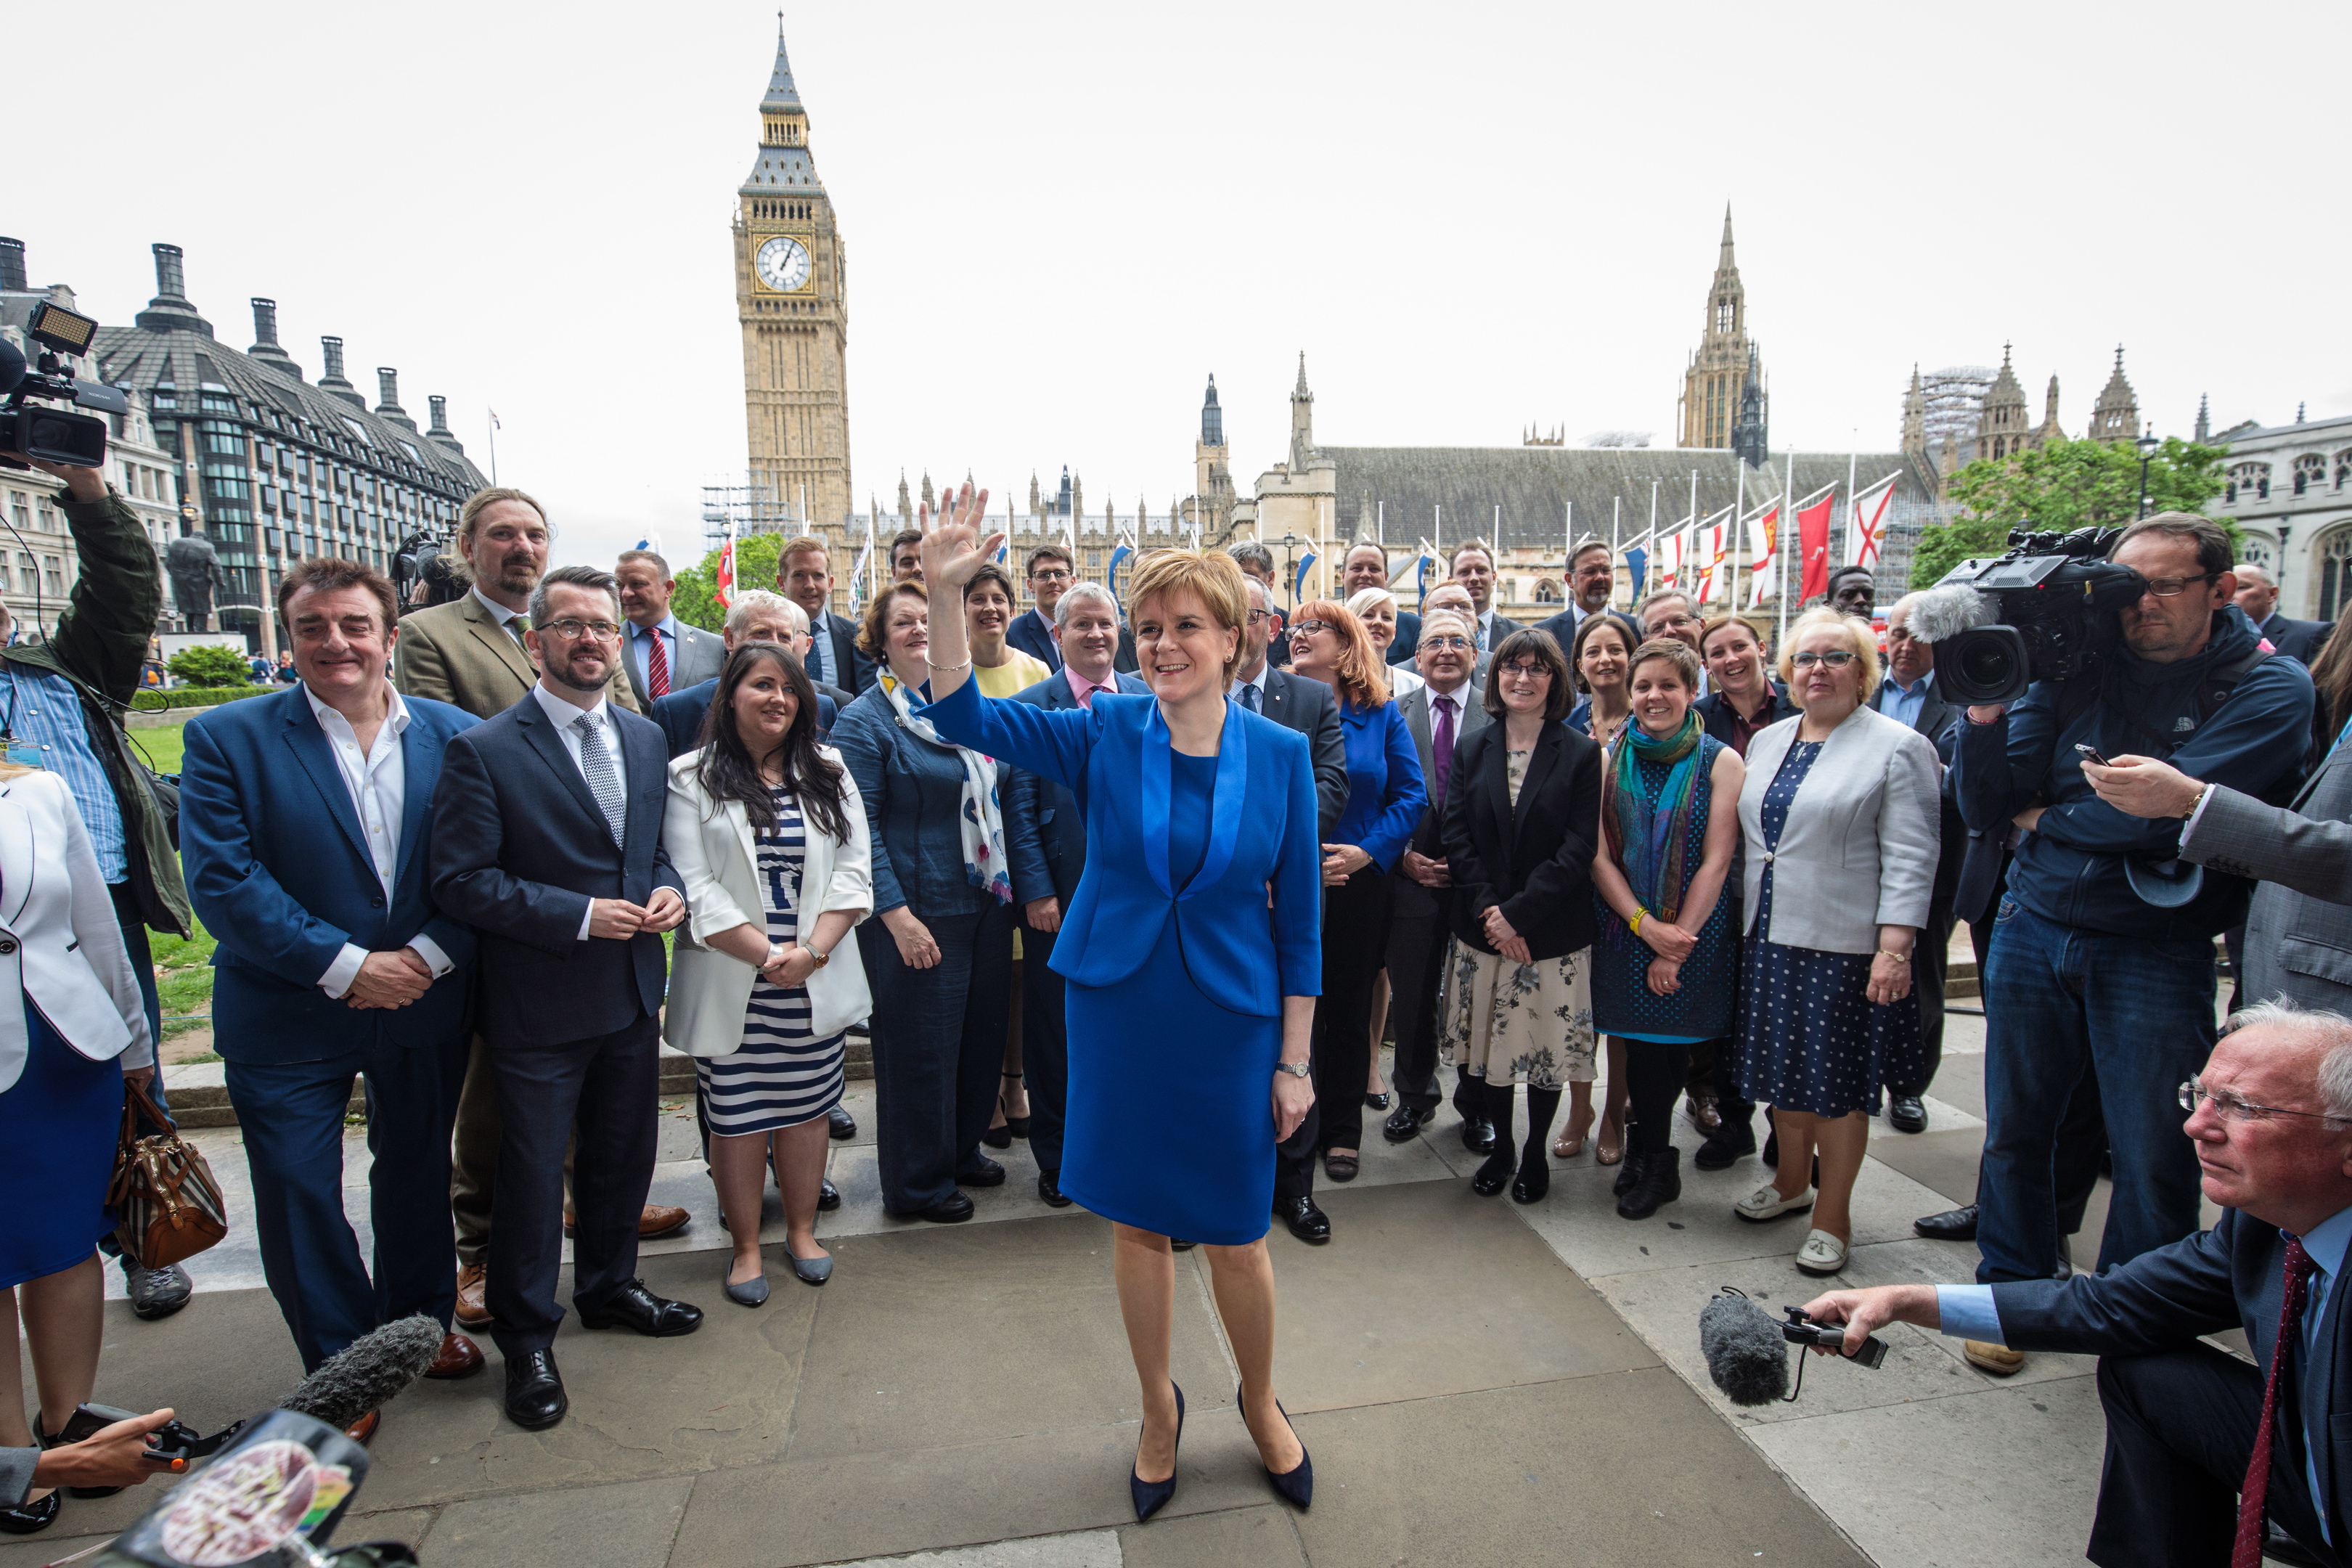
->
[0,767,155,1536]
[664,645,873,1305]
[1728,609,1941,1277]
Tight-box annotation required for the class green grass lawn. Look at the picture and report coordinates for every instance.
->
[125,718,188,779]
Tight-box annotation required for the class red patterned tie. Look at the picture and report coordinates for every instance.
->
[2234,1236,2317,1568]
[647,632,670,699]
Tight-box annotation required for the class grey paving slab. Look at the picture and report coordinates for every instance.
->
[1288,1375,1871,1568]
[786,1213,1233,1461]
[1747,1373,2104,1568]
[1861,1126,1983,1212]
[1269,1180,1657,1415]
[427,1474,692,1568]
[1119,1505,1306,1567]
[333,1506,439,1550]
[825,1531,1125,1567]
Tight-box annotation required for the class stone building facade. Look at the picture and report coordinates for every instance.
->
[2205,409,2352,621]
[1678,208,1768,457]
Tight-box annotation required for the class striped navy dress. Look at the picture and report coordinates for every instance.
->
[697,784,847,1135]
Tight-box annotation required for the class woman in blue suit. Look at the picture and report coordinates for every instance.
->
[915,487,1321,1521]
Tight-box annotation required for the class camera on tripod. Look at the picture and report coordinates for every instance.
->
[1915,526,2151,705]
[0,301,128,470]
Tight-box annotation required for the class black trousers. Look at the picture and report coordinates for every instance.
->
[486,1013,661,1357]
[859,905,1012,1214]
[1384,903,1450,1116]
[2089,1344,2339,1567]
[1019,920,1071,1182]
[1890,892,1959,1099]
[1621,1037,1694,1157]
[1277,865,1391,1198]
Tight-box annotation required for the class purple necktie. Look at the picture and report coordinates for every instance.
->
[1432,695,1456,808]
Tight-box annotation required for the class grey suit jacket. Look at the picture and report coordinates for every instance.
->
[1,1446,33,1507]
[624,620,725,709]
[1391,679,1488,918]
[2182,735,2352,1011]
[393,592,639,719]
[1738,704,1943,953]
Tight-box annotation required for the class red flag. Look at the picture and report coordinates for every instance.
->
[1797,493,1835,603]
[714,536,736,609]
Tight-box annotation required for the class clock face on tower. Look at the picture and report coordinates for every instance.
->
[755,234,812,293]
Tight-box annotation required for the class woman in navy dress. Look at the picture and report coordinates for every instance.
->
[913,488,1320,1520]
[1590,639,1745,1221]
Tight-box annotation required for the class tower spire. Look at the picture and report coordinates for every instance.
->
[1720,203,1735,264]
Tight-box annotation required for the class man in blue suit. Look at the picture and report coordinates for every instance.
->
[1802,1004,2352,1566]
[649,590,842,759]
[180,560,483,1401]
[1009,542,1143,677]
[1340,542,1422,664]
[1007,583,1151,1208]
[429,565,703,1431]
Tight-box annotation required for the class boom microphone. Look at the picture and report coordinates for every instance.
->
[1699,1292,1791,1406]
[1906,581,1996,646]
[279,1314,445,1430]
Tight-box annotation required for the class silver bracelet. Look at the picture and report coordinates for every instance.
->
[924,656,973,674]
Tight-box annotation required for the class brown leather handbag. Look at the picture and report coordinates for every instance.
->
[107,1077,228,1268]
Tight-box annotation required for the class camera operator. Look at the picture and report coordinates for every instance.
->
[3,1408,182,1509]
[1954,514,2315,1363]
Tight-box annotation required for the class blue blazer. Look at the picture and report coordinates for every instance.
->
[428,695,682,1047]
[649,676,836,760]
[1006,608,1062,672]
[923,677,1321,1017]
[1330,698,1426,871]
[1010,668,1151,904]
[181,684,479,1066]
[1386,608,1422,664]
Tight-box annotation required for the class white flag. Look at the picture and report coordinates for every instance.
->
[1745,503,1781,610]
[1847,474,1898,571]
[1694,510,1733,605]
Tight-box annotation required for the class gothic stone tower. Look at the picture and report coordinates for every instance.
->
[736,27,852,536]
[2087,346,2140,444]
[1679,206,1765,451]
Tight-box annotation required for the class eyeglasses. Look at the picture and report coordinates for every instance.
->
[2180,1077,2339,1124]
[1791,650,1858,669]
[1029,568,1073,583]
[537,618,622,642]
[2144,573,2217,598]
[1246,608,1282,625]
[1649,613,1699,631]
[1291,620,1333,637]
[1421,635,1472,652]
[1499,661,1551,681]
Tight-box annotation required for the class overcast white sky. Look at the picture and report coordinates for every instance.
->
[20,1,2348,571]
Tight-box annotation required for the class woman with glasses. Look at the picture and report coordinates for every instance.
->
[1589,640,1744,1219]
[1345,587,1424,698]
[1728,608,1941,1276]
[1439,629,1604,1202]
[1567,613,1636,751]
[829,581,1046,1224]
[1287,603,1426,1191]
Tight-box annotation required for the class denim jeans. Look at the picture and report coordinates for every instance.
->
[1976,900,2218,1283]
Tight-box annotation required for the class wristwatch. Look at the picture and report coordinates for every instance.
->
[808,945,830,968]
[1275,1061,1310,1078]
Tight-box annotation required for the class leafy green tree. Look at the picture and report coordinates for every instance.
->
[672,533,786,632]
[1908,436,2234,588]
[167,644,253,687]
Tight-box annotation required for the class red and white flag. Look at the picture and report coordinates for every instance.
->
[1846,473,1898,571]
[1797,491,1837,603]
[1694,509,1733,605]
[1745,503,1781,610]
[714,530,737,609]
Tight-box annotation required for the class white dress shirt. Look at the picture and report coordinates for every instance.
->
[1233,663,1270,713]
[306,685,454,998]
[533,683,629,941]
[471,584,528,639]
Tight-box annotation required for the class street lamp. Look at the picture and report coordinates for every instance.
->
[1282,532,1297,608]
[2135,431,2163,520]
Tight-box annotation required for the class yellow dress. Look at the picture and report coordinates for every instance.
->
[973,648,1053,956]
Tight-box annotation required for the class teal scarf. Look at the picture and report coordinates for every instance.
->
[1601,711,1706,928]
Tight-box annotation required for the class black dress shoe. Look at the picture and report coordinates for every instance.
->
[576,1279,705,1338]
[1693,1129,1757,1172]
[1617,1146,1682,1220]
[1170,1238,1196,1251]
[1130,1380,1185,1523]
[1470,1150,1514,1196]
[1914,1203,1979,1241]
[1460,1117,1496,1154]
[1887,1095,1928,1133]
[818,1177,841,1212]
[1277,1196,1330,1244]
[1381,1103,1432,1143]
[1363,1091,1391,1111]
[1037,1172,1073,1207]
[957,1155,1008,1188]
[504,1348,568,1430]
[0,1487,61,1535]
[912,1192,975,1223]
[828,1105,857,1141]
[1612,1149,1647,1199]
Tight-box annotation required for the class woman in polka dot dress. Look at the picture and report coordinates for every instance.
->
[1728,610,1944,1277]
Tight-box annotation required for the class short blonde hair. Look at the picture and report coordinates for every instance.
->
[1344,585,1399,621]
[1776,606,1882,695]
[1128,550,1250,688]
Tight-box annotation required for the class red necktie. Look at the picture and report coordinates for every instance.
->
[1432,695,1457,809]
[647,632,670,699]
[2235,1236,2318,1568]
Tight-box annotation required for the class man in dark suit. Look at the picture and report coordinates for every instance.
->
[2237,563,2334,664]
[1877,593,1967,1133]
[616,550,725,708]
[429,565,703,1431]
[1449,540,1521,651]
[649,591,843,759]
[181,559,483,1405]
[1232,576,1349,837]
[1341,542,1422,664]
[1007,544,1074,670]
[778,534,874,695]
[1006,583,1151,1208]
[1805,1005,2352,1567]
[1530,540,1643,658]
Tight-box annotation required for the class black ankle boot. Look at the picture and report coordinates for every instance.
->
[1511,1144,1550,1204]
[1617,1146,1683,1219]
[1612,1147,1648,1198]
[1472,1081,1518,1196]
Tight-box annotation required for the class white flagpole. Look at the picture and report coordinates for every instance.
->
[1609,499,1620,609]
[1378,501,1384,550]
[1779,456,1794,647]
[1686,470,1699,591]
[1733,460,1747,609]
[1846,451,1858,568]
[1434,505,1442,564]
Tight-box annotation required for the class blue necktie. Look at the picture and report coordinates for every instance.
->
[1242,683,1262,714]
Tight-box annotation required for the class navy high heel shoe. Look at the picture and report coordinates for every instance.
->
[1130,1381,1185,1522]
[1238,1379,1314,1509]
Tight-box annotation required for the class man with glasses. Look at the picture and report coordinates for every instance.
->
[1636,591,1710,696]
[1954,513,2315,1375]
[1006,544,1142,676]
[1799,1003,2352,1567]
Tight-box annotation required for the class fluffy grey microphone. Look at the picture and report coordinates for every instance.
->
[1699,1294,1789,1406]
[1906,582,1996,645]
[279,1314,444,1429]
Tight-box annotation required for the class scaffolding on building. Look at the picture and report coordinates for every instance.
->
[1920,367,1996,457]
[700,479,806,550]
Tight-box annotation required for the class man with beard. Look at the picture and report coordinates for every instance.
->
[393,489,675,1334]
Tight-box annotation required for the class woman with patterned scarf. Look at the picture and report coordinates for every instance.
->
[1590,638,1746,1220]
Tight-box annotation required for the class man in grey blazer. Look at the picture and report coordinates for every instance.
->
[1381,608,1491,1146]
[616,550,725,708]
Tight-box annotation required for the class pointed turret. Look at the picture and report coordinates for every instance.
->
[1720,203,1736,266]
[743,24,820,196]
[2088,345,2140,444]
[2195,393,2210,444]
[1979,343,2029,460]
[1290,354,1315,470]
[1201,375,1224,447]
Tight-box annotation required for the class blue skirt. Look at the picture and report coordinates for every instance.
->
[1061,917,1280,1246]
[0,998,122,1289]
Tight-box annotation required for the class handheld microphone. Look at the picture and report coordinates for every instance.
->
[278,1314,445,1431]
[1699,1292,1791,1406]
[1906,581,1996,646]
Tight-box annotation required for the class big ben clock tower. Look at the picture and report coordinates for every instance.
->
[736,25,851,541]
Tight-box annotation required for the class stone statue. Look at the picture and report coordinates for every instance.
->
[165,531,229,632]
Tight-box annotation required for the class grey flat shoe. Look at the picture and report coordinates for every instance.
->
[722,1262,769,1307]
[783,1243,833,1286]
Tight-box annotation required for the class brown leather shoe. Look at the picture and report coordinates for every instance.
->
[453,1262,492,1328]
[563,1206,692,1240]
[344,1410,380,1446]
[424,1330,484,1380]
